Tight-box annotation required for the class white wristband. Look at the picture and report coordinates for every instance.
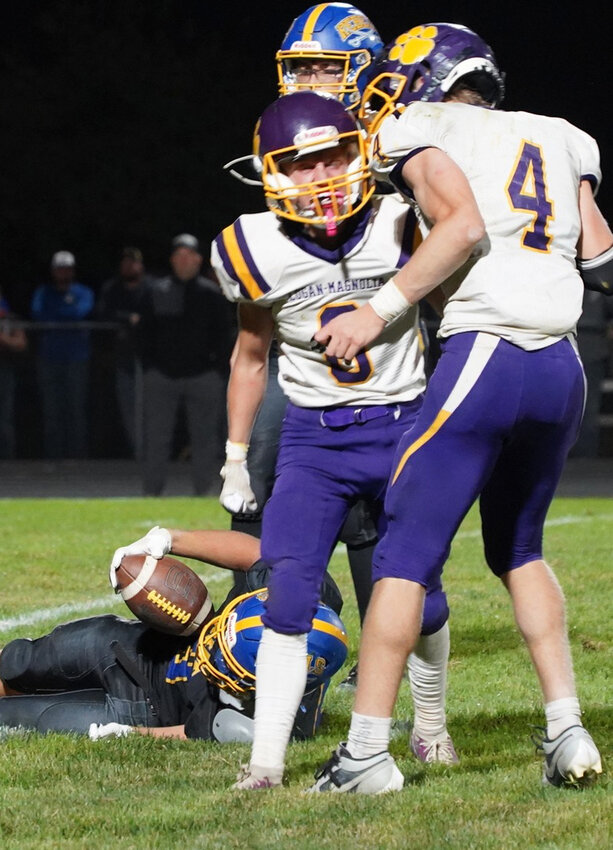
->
[370,278,411,324]
[225,440,249,462]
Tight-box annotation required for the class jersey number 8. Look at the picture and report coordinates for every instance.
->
[319,303,374,384]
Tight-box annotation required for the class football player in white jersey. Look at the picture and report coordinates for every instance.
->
[221,2,387,671]
[220,2,457,771]
[310,23,610,793]
[211,90,457,788]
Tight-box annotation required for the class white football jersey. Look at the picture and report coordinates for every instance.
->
[374,102,602,350]
[211,197,426,407]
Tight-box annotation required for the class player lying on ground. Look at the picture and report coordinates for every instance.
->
[0,527,346,742]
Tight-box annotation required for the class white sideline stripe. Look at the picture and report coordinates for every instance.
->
[334,512,613,551]
[454,513,613,540]
[3,513,612,634]
[0,595,124,632]
[0,571,229,634]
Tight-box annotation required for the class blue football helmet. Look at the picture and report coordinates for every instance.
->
[253,91,374,230]
[195,588,348,697]
[277,3,384,111]
[359,23,505,134]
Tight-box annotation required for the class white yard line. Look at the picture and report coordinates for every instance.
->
[453,513,613,539]
[0,595,125,631]
[333,513,613,548]
[2,513,611,634]
[0,571,229,633]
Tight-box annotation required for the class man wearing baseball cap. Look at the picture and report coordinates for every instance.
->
[31,251,95,459]
[137,234,235,495]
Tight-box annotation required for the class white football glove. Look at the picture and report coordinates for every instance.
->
[109,525,172,589]
[88,722,134,741]
[219,440,258,514]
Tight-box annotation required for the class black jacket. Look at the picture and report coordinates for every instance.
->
[138,273,235,377]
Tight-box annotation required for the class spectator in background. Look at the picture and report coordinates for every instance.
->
[571,290,613,457]
[138,234,235,496]
[0,286,28,458]
[30,251,94,459]
[97,247,152,457]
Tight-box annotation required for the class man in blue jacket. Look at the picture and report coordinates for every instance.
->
[31,250,94,459]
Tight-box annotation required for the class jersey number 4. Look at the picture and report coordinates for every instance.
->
[506,141,553,253]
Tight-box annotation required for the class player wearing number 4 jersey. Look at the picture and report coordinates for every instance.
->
[211,90,455,789]
[311,22,610,793]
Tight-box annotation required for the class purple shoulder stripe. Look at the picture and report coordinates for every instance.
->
[214,231,234,280]
[233,220,271,298]
[214,221,271,300]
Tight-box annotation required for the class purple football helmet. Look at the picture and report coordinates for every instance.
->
[253,91,373,230]
[359,23,505,134]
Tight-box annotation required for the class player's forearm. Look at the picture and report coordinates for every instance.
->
[168,529,260,572]
[226,356,268,444]
[133,725,187,740]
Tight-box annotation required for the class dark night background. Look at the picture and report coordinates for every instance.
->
[1,0,611,314]
[1,1,611,459]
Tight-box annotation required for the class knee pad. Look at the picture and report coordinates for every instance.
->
[0,639,34,691]
[262,566,321,634]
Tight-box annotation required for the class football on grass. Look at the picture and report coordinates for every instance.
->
[115,554,213,636]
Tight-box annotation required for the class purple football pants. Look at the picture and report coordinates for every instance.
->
[260,398,449,634]
[373,332,585,587]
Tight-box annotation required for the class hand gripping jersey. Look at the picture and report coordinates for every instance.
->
[373,102,602,350]
[212,196,426,407]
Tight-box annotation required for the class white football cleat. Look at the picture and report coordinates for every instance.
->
[534,725,602,788]
[410,730,459,765]
[307,743,404,794]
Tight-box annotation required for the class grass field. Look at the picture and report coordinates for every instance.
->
[0,496,611,849]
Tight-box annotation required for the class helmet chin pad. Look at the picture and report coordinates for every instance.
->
[263,171,299,196]
[263,166,364,226]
